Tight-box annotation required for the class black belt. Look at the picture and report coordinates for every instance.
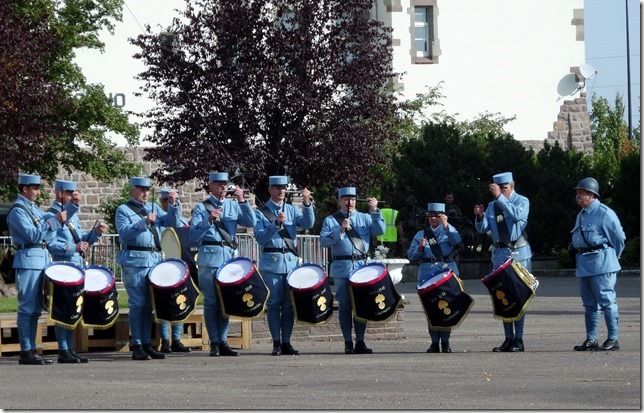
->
[333,254,367,261]
[202,240,225,246]
[125,245,159,252]
[577,244,607,254]
[263,247,295,254]
[19,242,47,250]
[421,256,452,264]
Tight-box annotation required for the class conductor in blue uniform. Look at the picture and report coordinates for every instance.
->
[8,174,61,365]
[254,176,315,356]
[474,172,532,352]
[320,187,385,354]
[115,177,181,360]
[570,177,626,352]
[190,171,256,357]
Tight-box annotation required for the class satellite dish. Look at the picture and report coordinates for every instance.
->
[579,63,597,80]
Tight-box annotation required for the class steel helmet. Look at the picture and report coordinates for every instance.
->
[574,177,600,197]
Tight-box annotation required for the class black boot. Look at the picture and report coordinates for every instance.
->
[70,351,89,363]
[131,344,150,361]
[573,339,599,351]
[344,341,354,354]
[271,340,281,356]
[218,342,239,357]
[511,338,524,352]
[19,350,52,365]
[142,343,166,359]
[426,343,440,353]
[441,342,452,353]
[354,340,373,354]
[598,339,620,351]
[281,342,300,355]
[492,338,513,352]
[209,345,220,357]
[171,340,191,353]
[58,349,81,364]
[160,339,172,353]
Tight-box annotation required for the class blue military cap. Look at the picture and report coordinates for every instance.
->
[159,187,177,199]
[54,179,76,192]
[492,172,513,185]
[208,171,229,183]
[130,176,151,188]
[18,173,41,185]
[338,187,357,198]
[427,203,445,213]
[269,176,288,186]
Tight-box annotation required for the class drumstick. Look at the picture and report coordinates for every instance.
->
[357,198,385,204]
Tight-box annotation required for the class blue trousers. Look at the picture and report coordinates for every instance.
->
[198,266,229,344]
[264,271,294,343]
[55,326,74,351]
[429,328,451,344]
[579,272,619,341]
[16,269,45,352]
[158,321,184,341]
[121,266,154,346]
[334,277,367,342]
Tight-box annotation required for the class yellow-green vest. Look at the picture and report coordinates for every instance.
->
[377,208,398,242]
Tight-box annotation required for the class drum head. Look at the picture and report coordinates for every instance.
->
[44,263,84,284]
[84,267,114,292]
[160,228,182,260]
[418,270,451,290]
[149,259,187,287]
[217,258,253,284]
[288,265,326,290]
[349,264,385,284]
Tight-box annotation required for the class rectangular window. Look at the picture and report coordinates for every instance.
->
[414,6,432,58]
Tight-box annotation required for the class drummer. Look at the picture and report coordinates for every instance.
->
[155,188,192,354]
[407,202,462,353]
[189,171,256,357]
[320,187,385,354]
[8,174,61,365]
[48,180,107,363]
[474,171,532,352]
[115,177,181,361]
[254,176,314,356]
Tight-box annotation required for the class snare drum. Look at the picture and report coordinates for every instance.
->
[82,266,119,329]
[348,263,401,323]
[287,264,334,324]
[42,262,85,328]
[481,258,539,322]
[161,227,199,288]
[417,270,473,330]
[149,259,200,323]
[216,257,269,319]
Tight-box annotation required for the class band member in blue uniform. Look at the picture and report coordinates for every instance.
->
[408,202,462,353]
[48,179,107,363]
[254,176,314,356]
[190,171,256,357]
[474,172,532,352]
[8,174,61,365]
[156,187,191,354]
[320,187,385,354]
[115,177,181,360]
[570,177,626,352]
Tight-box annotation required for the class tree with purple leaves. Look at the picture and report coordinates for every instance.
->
[132,0,401,194]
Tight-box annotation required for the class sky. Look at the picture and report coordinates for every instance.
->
[584,0,641,132]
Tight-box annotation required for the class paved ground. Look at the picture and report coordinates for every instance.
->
[0,273,640,410]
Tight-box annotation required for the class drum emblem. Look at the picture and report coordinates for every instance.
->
[495,290,509,305]
[496,214,504,223]
[428,238,437,246]
[375,294,386,310]
[176,295,187,310]
[75,296,83,314]
[437,299,451,315]
[317,296,327,312]
[242,293,255,308]
[105,300,115,315]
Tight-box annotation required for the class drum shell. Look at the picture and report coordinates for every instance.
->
[290,275,334,325]
[216,259,269,319]
[41,263,85,329]
[149,260,200,323]
[417,271,473,330]
[481,259,536,322]
[349,269,401,323]
[82,266,119,329]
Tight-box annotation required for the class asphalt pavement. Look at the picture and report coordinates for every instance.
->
[0,273,640,410]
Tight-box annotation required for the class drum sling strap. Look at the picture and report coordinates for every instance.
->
[202,199,238,249]
[423,227,461,262]
[333,211,366,257]
[126,201,162,251]
[260,206,298,256]
[493,203,527,250]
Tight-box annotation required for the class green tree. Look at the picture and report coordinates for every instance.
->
[0,0,139,198]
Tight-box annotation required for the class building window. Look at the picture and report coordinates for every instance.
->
[414,7,432,57]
